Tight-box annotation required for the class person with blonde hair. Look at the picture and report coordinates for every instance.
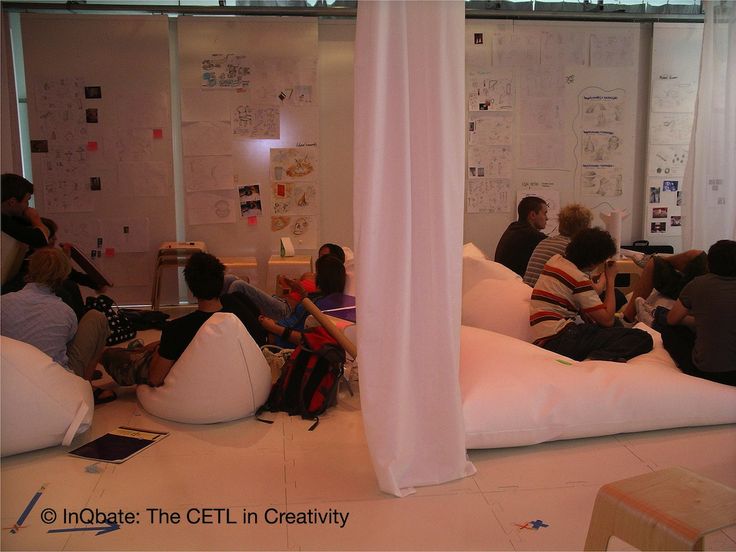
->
[524,203,593,287]
[1,248,110,396]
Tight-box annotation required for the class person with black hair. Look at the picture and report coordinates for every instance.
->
[495,196,548,276]
[1,173,49,250]
[102,252,266,387]
[529,227,653,362]
[258,254,346,347]
[659,239,736,385]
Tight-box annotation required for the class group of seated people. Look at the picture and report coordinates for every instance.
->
[495,195,736,386]
[1,172,348,404]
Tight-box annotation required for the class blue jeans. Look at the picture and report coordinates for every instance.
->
[222,276,290,319]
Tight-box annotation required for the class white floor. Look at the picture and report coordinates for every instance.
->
[2,376,735,551]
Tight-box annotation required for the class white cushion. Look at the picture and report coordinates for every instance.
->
[461,324,736,449]
[462,247,521,295]
[1,337,93,457]
[462,242,487,260]
[137,313,271,424]
[1,231,27,285]
[462,278,533,342]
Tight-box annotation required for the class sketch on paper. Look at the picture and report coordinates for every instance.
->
[118,161,170,197]
[35,77,84,112]
[182,122,231,156]
[541,31,586,67]
[181,88,230,122]
[44,145,88,176]
[116,128,154,161]
[648,145,688,177]
[100,217,150,253]
[467,145,512,179]
[518,68,565,98]
[186,190,238,225]
[590,33,635,67]
[38,108,87,145]
[231,102,280,139]
[250,58,317,106]
[493,32,540,66]
[466,178,511,214]
[271,181,319,215]
[468,112,512,145]
[183,156,233,192]
[467,72,513,111]
[649,112,694,145]
[270,215,318,249]
[43,176,94,213]
[651,78,698,113]
[201,54,251,89]
[55,217,101,254]
[270,147,318,182]
[581,166,623,197]
[519,135,566,169]
[582,131,623,163]
[520,97,563,132]
[582,94,624,128]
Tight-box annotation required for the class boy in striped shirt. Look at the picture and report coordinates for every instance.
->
[530,228,653,362]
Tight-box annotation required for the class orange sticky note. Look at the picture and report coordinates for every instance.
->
[86,141,98,151]
[104,247,115,257]
[153,128,163,139]
[248,216,258,226]
[277,184,285,197]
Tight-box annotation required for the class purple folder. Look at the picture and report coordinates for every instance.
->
[318,293,356,323]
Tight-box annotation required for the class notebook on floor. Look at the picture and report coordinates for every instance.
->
[68,427,169,463]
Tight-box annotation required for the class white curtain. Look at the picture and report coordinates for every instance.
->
[683,0,736,248]
[353,1,475,497]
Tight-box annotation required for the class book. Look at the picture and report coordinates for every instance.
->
[68,244,114,288]
[68,426,169,463]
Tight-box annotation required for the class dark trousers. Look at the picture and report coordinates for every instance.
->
[542,323,653,362]
[660,324,736,387]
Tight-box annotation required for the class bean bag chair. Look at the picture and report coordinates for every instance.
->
[136,313,271,424]
[462,242,520,295]
[1,337,94,457]
[462,277,533,342]
[460,324,736,449]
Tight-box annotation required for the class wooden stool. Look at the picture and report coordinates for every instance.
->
[151,241,207,310]
[584,467,736,551]
[220,256,258,288]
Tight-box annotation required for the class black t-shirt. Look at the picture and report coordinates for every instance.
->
[1,214,48,248]
[158,292,267,361]
[494,221,546,277]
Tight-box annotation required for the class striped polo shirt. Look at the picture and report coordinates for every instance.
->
[529,254,605,346]
[523,235,570,287]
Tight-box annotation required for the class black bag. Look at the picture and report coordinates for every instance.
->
[258,326,345,430]
[84,294,137,346]
[118,308,170,331]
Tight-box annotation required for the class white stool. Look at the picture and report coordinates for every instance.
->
[151,241,207,310]
[220,256,258,288]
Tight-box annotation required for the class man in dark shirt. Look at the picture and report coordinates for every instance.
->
[494,196,548,276]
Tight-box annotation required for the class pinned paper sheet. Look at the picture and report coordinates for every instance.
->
[86,141,98,151]
[280,237,295,257]
[153,129,163,139]
[248,216,258,226]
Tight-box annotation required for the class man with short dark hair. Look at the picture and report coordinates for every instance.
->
[1,173,49,248]
[530,227,653,362]
[495,196,548,276]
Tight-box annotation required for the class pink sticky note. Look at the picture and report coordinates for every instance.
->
[277,184,285,197]
[248,216,258,226]
[153,128,163,139]
[86,141,98,151]
[104,247,115,257]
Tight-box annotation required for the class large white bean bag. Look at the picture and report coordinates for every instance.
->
[462,277,533,342]
[460,324,736,449]
[1,337,94,457]
[462,242,520,295]
[137,313,271,424]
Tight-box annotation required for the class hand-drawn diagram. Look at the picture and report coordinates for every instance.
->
[467,145,512,179]
[230,102,280,139]
[270,146,318,182]
[118,161,170,197]
[182,122,232,156]
[521,97,563,132]
[468,112,512,145]
[590,33,635,67]
[201,54,251,89]
[271,181,319,215]
[581,166,623,197]
[649,112,694,145]
[651,78,698,113]
[519,135,566,169]
[518,67,565,98]
[582,131,623,163]
[541,31,586,67]
[249,58,317,106]
[183,155,233,192]
[55,217,101,254]
[44,145,88,175]
[582,94,624,128]
[647,145,688,177]
[43,176,94,213]
[35,77,84,112]
[116,128,154,161]
[468,72,513,112]
[270,215,318,249]
[493,32,540,66]
[38,108,87,145]
[466,178,511,214]
[186,190,238,225]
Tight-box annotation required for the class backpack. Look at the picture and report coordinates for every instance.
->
[84,294,137,346]
[258,326,346,430]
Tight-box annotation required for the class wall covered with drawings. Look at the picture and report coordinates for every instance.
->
[464,20,653,258]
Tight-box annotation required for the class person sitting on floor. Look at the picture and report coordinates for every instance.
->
[222,242,345,320]
[621,247,707,323]
[103,252,267,387]
[658,239,736,386]
[258,254,346,348]
[529,227,653,362]
[0,248,110,386]
[495,196,548,277]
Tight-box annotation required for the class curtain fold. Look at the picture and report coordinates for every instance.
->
[353,1,475,497]
[683,0,736,248]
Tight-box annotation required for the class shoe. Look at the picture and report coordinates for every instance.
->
[93,387,117,405]
[635,297,655,327]
[126,338,145,350]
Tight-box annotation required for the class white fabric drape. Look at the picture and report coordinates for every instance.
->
[353,1,475,497]
[683,0,736,248]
